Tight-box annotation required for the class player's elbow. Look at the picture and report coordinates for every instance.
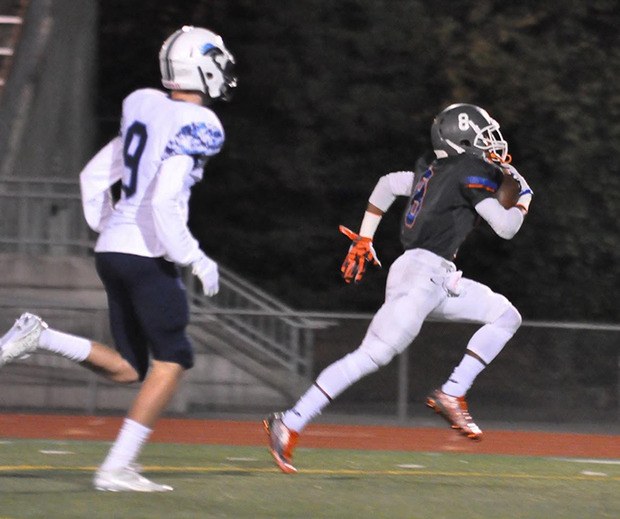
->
[494,225,519,240]
[494,208,524,239]
[477,200,524,240]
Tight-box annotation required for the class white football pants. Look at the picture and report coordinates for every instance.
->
[315,248,520,401]
[358,248,516,365]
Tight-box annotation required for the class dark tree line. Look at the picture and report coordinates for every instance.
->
[97,0,619,321]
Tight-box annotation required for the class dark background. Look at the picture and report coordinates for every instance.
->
[96,0,619,322]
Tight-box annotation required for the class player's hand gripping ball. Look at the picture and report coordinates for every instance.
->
[495,172,521,208]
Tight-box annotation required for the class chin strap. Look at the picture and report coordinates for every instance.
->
[488,151,512,164]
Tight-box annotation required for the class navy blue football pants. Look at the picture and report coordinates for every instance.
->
[95,252,194,380]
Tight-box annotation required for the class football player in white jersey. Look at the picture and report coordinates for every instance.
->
[264,104,534,474]
[0,26,236,491]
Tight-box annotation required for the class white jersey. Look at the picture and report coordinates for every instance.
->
[80,88,224,264]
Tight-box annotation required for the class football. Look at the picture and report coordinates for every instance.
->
[496,173,520,208]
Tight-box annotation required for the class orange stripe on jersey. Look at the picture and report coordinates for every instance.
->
[466,183,496,192]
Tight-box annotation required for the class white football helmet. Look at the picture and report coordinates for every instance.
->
[159,26,237,101]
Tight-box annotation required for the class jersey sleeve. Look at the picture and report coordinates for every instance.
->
[151,155,204,266]
[80,137,124,233]
[458,159,503,207]
[368,171,415,211]
[162,110,225,169]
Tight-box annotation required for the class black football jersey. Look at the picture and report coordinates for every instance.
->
[399,154,503,260]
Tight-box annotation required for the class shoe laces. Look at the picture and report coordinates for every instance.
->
[456,397,474,419]
[455,397,482,435]
[456,396,470,412]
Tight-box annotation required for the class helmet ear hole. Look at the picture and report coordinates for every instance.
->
[460,139,471,147]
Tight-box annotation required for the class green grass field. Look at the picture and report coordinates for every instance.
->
[1,439,618,519]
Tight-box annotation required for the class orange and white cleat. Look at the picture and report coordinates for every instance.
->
[263,412,299,474]
[426,389,483,440]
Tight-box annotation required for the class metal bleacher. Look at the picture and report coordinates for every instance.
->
[0,175,322,414]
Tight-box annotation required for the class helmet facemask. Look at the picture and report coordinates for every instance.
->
[471,119,509,163]
[198,46,237,102]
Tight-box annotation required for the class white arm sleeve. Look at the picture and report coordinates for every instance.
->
[475,197,525,239]
[151,155,204,266]
[368,171,415,211]
[79,137,123,233]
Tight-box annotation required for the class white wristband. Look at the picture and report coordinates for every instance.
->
[359,211,382,238]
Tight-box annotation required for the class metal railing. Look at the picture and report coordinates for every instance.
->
[0,177,90,254]
[187,267,322,379]
[1,301,618,425]
[305,313,620,425]
[0,177,319,383]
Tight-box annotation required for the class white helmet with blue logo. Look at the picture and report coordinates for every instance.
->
[159,26,237,101]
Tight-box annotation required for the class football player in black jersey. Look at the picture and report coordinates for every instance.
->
[264,104,533,473]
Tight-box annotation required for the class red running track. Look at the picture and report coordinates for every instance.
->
[0,414,617,459]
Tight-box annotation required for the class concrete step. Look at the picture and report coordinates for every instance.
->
[0,254,300,412]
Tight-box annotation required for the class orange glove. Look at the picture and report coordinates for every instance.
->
[339,225,382,284]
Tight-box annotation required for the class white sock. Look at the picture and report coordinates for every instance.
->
[99,418,152,472]
[282,349,379,432]
[442,354,487,397]
[282,385,330,432]
[39,328,92,362]
[442,307,521,397]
